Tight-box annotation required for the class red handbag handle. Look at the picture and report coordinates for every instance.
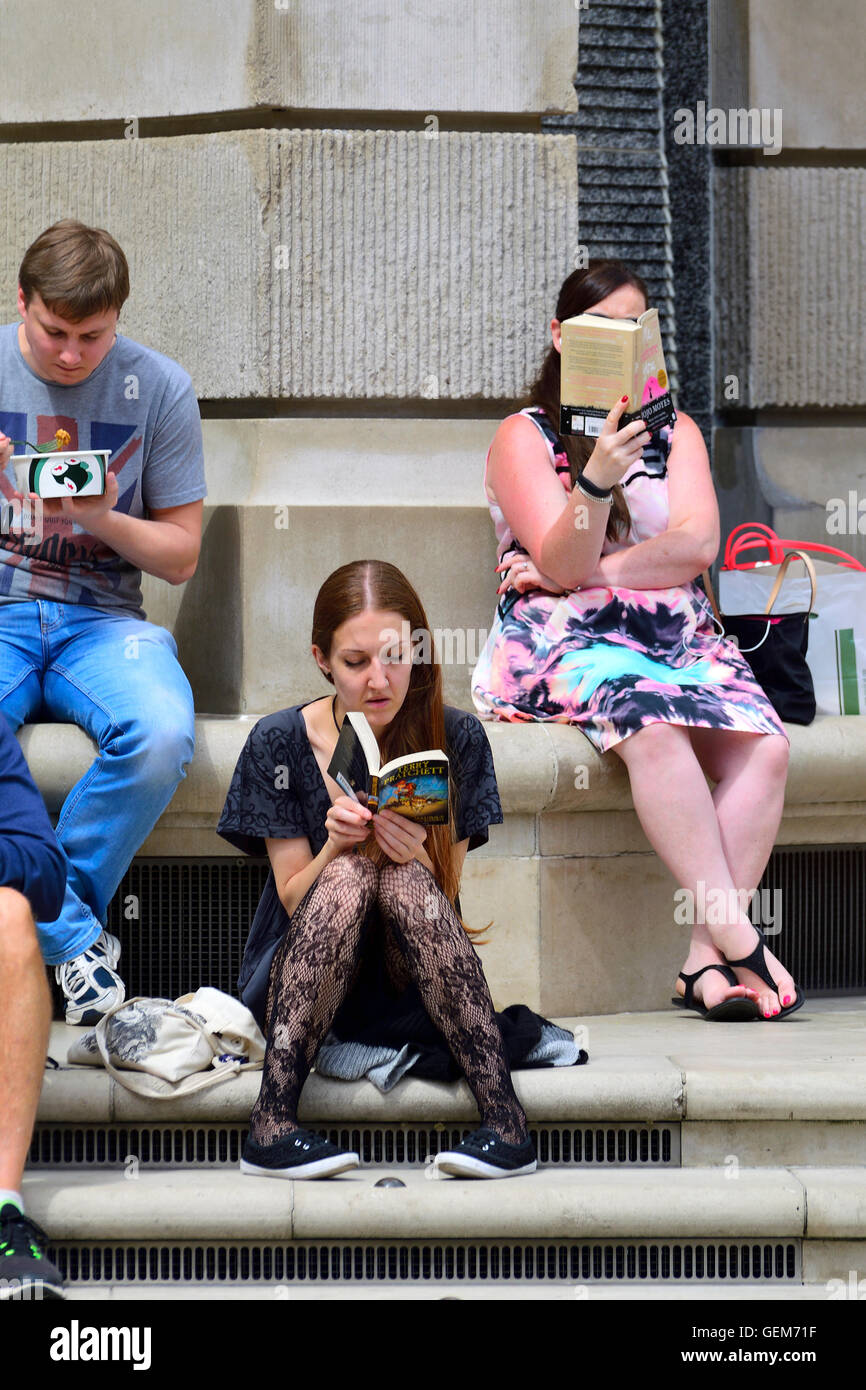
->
[723,522,866,572]
[724,524,785,568]
[775,540,866,570]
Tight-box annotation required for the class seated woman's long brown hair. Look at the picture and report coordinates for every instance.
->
[312,558,475,922]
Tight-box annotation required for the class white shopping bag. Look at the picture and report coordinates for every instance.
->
[67,988,266,1098]
[720,559,866,716]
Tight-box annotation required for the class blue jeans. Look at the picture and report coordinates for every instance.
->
[0,601,195,965]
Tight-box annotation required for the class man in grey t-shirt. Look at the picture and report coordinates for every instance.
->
[0,219,206,1023]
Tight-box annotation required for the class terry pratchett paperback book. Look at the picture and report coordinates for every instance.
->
[327,711,450,826]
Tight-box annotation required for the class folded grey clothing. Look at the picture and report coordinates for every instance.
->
[367,1048,422,1092]
[315,1036,422,1092]
[521,1022,583,1067]
[314,1020,583,1094]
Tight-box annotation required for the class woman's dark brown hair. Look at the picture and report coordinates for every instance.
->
[519,258,650,542]
[312,560,483,934]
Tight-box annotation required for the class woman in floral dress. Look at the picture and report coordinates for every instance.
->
[472,261,802,1022]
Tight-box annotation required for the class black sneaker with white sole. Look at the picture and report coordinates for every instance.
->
[0,1203,66,1300]
[433,1128,537,1179]
[240,1130,360,1180]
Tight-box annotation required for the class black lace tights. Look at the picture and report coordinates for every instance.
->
[248,854,527,1147]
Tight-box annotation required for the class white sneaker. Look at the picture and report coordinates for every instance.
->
[55,931,125,1026]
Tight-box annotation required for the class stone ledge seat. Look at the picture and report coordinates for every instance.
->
[18,712,866,823]
[40,999,866,1134]
[18,1166,840,1243]
[16,713,866,1015]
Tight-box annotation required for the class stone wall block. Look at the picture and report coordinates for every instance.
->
[715,167,866,407]
[735,0,863,150]
[0,1,578,124]
[540,853,683,1015]
[269,129,579,401]
[146,504,500,715]
[1,130,577,402]
[0,133,272,398]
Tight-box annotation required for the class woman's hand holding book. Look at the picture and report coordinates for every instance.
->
[372,808,428,866]
[582,396,651,494]
[325,794,373,854]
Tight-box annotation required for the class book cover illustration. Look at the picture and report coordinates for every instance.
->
[559,307,676,439]
[327,712,450,825]
[376,758,450,826]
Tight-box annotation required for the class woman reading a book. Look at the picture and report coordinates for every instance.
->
[471,260,802,1023]
[217,560,562,1180]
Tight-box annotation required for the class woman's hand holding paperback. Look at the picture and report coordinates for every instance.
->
[326,794,372,854]
[583,396,651,492]
[372,808,427,864]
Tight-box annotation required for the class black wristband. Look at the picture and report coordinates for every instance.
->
[575,470,613,501]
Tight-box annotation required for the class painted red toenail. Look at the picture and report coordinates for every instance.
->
[783,995,791,1005]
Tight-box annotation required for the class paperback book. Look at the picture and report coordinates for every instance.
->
[559,307,676,438]
[327,711,450,825]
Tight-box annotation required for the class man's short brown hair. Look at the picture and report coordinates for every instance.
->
[19,219,130,321]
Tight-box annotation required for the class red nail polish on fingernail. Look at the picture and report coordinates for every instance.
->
[621,395,628,403]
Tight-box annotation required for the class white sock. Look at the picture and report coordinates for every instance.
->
[0,1189,23,1213]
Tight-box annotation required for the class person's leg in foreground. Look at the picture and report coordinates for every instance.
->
[0,889,65,1299]
[0,606,196,1024]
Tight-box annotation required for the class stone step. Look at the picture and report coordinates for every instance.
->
[57,1282,836,1302]
[24,1166,812,1241]
[19,1165,866,1295]
[32,1014,866,1177]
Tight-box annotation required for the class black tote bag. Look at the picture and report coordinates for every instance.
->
[702,551,818,726]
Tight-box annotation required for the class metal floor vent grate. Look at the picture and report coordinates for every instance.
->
[757,845,866,993]
[104,858,271,1003]
[50,1240,801,1286]
[30,1123,679,1169]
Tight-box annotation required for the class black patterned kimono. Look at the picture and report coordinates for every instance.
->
[217,703,580,1081]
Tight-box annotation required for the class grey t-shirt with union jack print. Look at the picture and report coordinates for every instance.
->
[0,323,206,618]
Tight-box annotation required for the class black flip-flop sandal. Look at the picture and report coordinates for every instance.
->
[725,926,805,1020]
[672,962,762,1021]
